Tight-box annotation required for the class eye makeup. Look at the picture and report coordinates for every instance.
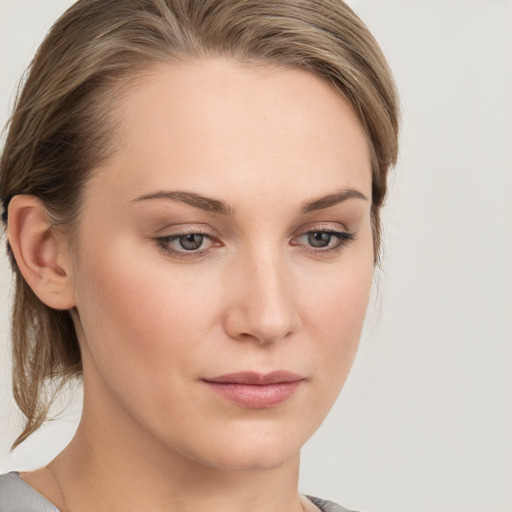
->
[152,223,356,261]
[290,228,356,256]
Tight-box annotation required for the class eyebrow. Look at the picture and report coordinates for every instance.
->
[130,188,368,215]
[130,190,234,215]
[299,189,368,214]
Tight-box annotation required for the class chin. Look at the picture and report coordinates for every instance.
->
[179,427,304,473]
[205,448,299,473]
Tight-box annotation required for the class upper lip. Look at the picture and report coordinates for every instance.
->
[204,371,304,385]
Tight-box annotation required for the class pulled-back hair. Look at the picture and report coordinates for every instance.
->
[0,0,399,448]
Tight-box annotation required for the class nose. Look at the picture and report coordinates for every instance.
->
[222,248,300,345]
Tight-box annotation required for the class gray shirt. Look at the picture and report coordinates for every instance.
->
[0,472,357,512]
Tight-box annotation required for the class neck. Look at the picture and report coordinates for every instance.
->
[49,378,305,512]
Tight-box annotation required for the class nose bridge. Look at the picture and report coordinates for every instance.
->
[224,241,298,344]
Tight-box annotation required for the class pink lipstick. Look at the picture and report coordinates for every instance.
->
[203,371,304,408]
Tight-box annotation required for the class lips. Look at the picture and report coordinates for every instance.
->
[203,371,305,408]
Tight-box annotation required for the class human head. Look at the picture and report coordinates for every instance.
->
[0,0,399,448]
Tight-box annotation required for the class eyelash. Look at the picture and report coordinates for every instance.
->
[154,227,356,260]
[154,230,219,260]
[290,229,356,255]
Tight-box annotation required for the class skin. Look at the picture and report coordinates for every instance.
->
[11,58,374,512]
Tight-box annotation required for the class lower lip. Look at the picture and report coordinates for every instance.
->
[203,381,303,408]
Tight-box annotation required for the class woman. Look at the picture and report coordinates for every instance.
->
[0,0,399,511]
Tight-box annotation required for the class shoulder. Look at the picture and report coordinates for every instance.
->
[307,495,361,512]
[1,474,358,512]
[0,473,59,512]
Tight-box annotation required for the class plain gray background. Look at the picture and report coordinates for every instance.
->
[1,1,511,511]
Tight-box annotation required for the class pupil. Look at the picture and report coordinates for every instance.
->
[308,232,331,248]
[179,234,204,250]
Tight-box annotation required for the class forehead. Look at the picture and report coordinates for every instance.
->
[87,58,372,206]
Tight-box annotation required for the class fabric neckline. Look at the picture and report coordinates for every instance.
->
[3,472,347,512]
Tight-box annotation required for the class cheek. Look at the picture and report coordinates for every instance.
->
[300,241,374,386]
[72,241,206,376]
[309,281,370,373]
[305,245,373,338]
[71,244,224,440]
[71,232,236,405]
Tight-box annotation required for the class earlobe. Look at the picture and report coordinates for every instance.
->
[7,195,76,310]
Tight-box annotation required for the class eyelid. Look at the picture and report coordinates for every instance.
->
[291,221,350,238]
[290,222,356,253]
[152,225,222,260]
[152,222,355,260]
[152,223,217,237]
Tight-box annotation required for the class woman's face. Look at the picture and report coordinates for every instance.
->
[68,59,374,471]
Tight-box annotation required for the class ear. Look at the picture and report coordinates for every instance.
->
[7,195,76,310]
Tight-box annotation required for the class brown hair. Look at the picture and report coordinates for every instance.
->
[0,0,399,448]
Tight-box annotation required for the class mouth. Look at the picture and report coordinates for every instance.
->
[202,371,305,408]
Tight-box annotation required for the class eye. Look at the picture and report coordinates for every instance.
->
[307,231,335,248]
[291,228,355,254]
[177,233,206,251]
[154,230,220,259]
